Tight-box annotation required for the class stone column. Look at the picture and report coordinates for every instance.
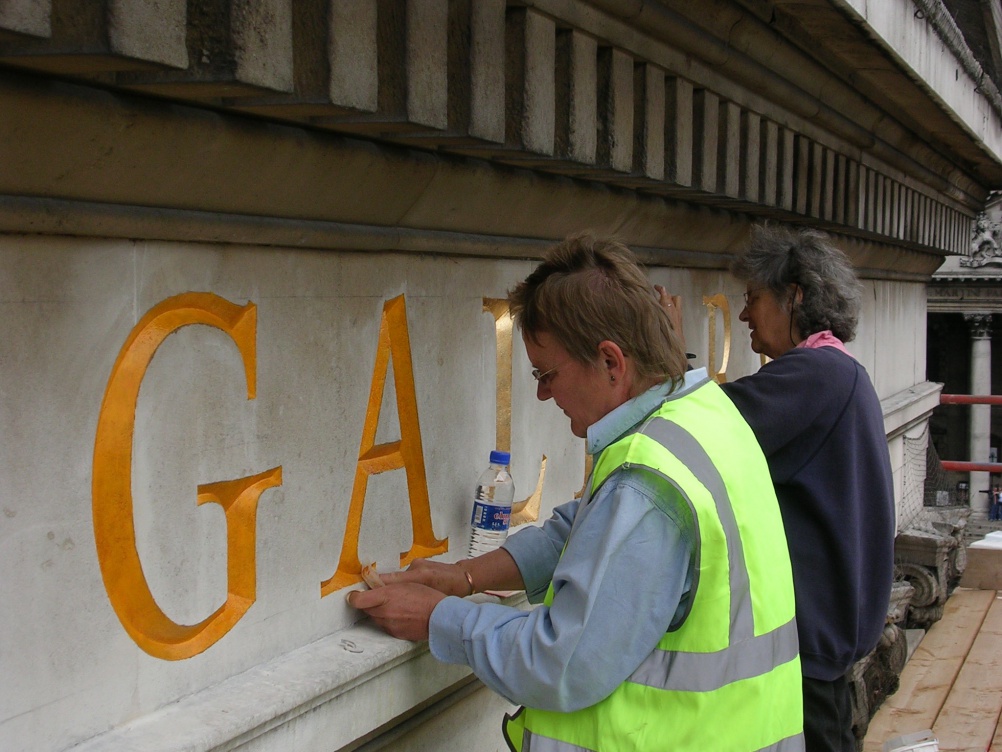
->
[965,313,994,517]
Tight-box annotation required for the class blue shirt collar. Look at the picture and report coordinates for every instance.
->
[586,368,709,455]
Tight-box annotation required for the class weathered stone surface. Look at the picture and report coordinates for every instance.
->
[636,63,666,180]
[597,46,633,172]
[108,0,188,70]
[665,76,693,187]
[404,0,448,129]
[779,127,795,212]
[555,29,597,164]
[468,0,506,143]
[329,0,378,112]
[506,8,555,155]
[740,110,760,203]
[0,0,184,72]
[112,0,294,98]
[0,0,50,38]
[0,0,992,254]
[692,89,719,193]
[720,100,741,198]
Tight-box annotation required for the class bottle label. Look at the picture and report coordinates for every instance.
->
[471,501,510,532]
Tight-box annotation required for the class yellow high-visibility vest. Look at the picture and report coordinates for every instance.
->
[503,379,803,752]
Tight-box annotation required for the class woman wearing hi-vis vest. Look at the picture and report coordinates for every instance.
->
[348,233,805,752]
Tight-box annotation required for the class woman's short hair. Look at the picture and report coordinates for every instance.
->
[731,224,863,342]
[508,233,688,387]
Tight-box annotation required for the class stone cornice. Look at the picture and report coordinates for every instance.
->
[0,0,989,260]
[928,282,1002,313]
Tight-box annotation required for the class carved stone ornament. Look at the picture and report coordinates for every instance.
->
[960,212,1002,267]
[964,312,994,338]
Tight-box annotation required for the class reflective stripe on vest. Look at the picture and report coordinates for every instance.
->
[509,729,805,752]
[639,415,752,638]
[503,380,803,752]
[514,727,807,752]
[629,616,798,693]
[618,416,799,693]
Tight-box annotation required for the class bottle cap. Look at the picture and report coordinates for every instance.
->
[489,450,511,466]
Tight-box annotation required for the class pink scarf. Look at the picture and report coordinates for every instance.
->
[797,330,855,359]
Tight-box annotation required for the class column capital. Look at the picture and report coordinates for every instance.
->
[964,312,994,339]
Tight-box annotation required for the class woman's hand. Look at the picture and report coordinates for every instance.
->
[346,583,446,641]
[655,284,685,344]
[379,558,473,597]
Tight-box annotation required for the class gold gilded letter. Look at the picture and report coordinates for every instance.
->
[702,293,732,384]
[92,293,281,660]
[321,295,447,595]
[483,298,544,525]
[196,467,282,626]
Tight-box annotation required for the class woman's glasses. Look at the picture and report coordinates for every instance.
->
[743,287,769,305]
[531,360,570,386]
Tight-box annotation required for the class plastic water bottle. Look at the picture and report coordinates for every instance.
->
[468,450,515,557]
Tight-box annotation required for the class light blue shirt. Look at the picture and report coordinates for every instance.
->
[428,369,707,712]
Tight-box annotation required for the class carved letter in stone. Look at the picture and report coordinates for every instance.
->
[483,298,544,526]
[321,295,447,596]
[703,293,731,383]
[92,293,282,660]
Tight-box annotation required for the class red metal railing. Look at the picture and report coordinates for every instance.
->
[940,461,1002,472]
[939,394,1002,473]
[940,394,1002,406]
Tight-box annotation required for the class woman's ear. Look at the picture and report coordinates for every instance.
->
[596,340,627,383]
[784,283,802,312]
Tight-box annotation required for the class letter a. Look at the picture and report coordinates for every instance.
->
[321,296,447,596]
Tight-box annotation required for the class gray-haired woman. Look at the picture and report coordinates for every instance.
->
[732,224,863,359]
[663,224,895,752]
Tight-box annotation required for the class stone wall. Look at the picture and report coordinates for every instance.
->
[0,229,937,751]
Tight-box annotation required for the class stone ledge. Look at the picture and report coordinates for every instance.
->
[68,592,529,752]
[881,381,944,439]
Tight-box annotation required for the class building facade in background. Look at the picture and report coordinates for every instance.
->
[2,1,1001,750]
[928,194,1002,514]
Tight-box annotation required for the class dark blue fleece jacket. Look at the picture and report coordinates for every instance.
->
[721,346,895,681]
